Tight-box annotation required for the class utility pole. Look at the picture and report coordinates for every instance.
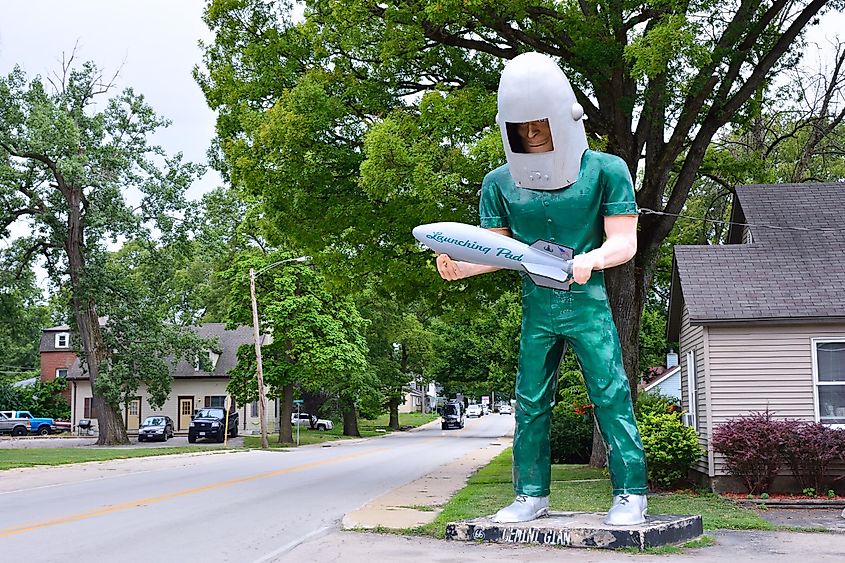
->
[249,256,311,449]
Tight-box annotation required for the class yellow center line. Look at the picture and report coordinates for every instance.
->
[0,446,387,538]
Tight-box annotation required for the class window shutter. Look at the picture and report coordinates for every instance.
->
[204,396,210,407]
[84,398,91,419]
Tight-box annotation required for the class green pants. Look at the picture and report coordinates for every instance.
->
[513,281,648,497]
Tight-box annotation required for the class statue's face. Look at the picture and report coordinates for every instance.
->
[514,119,554,153]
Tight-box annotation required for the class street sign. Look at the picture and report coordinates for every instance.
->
[293,399,304,404]
[481,396,490,405]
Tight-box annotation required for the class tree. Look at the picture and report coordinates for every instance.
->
[0,59,206,444]
[225,252,374,441]
[0,266,51,373]
[198,0,836,465]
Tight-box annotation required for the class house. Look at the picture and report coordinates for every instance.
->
[642,365,681,401]
[667,183,845,491]
[43,323,273,435]
[399,380,439,414]
[40,322,83,403]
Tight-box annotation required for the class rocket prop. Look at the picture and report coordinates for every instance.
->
[413,222,574,290]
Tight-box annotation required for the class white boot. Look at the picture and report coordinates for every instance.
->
[492,495,549,523]
[604,494,647,526]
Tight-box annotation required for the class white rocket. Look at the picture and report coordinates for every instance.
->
[413,222,573,290]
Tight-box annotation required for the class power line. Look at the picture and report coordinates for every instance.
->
[638,208,845,233]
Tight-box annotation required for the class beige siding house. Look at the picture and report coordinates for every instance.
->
[668,183,845,491]
[55,323,274,436]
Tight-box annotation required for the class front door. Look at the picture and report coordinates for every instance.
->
[126,398,141,432]
[178,397,194,431]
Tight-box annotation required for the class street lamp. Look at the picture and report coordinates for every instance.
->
[250,255,311,449]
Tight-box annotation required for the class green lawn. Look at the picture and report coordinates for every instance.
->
[243,412,439,449]
[417,448,774,538]
[0,446,220,471]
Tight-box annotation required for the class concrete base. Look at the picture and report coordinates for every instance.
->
[446,512,703,550]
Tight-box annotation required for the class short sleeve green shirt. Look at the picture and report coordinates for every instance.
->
[479,150,637,288]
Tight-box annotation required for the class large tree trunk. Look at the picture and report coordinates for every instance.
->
[387,396,400,430]
[65,185,127,446]
[588,252,655,467]
[342,398,360,437]
[278,383,294,444]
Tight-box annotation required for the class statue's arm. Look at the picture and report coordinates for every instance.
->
[570,215,638,285]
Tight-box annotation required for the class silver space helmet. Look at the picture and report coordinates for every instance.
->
[496,52,588,190]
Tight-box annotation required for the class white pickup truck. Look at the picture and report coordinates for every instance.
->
[0,411,30,436]
[290,412,333,431]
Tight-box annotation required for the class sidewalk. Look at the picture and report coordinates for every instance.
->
[284,528,845,562]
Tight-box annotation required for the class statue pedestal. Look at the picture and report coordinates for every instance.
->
[445,512,703,550]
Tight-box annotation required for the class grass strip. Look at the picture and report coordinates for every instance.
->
[244,412,439,448]
[417,448,773,538]
[0,446,222,470]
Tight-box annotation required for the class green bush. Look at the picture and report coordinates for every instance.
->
[636,390,681,418]
[638,412,702,489]
[549,402,594,464]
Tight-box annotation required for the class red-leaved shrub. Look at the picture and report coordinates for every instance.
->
[712,411,791,494]
[780,421,845,493]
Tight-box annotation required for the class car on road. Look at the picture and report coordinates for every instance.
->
[291,412,334,431]
[481,404,490,415]
[466,404,483,418]
[188,408,239,443]
[138,416,175,442]
[499,404,513,415]
[441,401,465,430]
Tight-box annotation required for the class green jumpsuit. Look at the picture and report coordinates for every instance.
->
[480,150,648,498]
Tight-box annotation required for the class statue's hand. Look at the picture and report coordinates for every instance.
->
[571,252,604,285]
[436,254,471,281]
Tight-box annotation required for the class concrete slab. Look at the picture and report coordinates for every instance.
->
[446,512,703,550]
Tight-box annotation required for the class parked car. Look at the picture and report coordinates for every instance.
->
[481,404,490,415]
[0,410,55,435]
[188,408,239,443]
[499,404,513,415]
[138,416,175,442]
[441,401,465,430]
[291,412,333,431]
[466,404,483,418]
[0,411,29,436]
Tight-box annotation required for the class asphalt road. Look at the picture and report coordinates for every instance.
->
[0,413,514,562]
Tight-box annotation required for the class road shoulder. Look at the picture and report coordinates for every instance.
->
[342,436,511,530]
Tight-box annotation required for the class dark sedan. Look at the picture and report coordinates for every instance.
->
[138,416,175,442]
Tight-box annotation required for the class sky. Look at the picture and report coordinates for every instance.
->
[0,0,223,202]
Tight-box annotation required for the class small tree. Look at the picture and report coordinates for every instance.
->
[226,252,374,442]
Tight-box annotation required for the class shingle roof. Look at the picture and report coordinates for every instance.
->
[670,183,845,335]
[63,323,259,380]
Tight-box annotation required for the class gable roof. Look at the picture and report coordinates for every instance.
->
[669,183,845,340]
[644,365,680,393]
[60,323,260,380]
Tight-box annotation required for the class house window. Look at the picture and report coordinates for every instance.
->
[250,401,258,417]
[814,339,845,426]
[685,350,698,430]
[205,396,226,408]
[56,369,68,379]
[83,397,99,419]
[55,332,69,348]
